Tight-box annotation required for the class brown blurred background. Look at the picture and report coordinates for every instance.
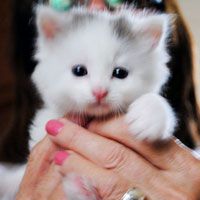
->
[0,0,15,133]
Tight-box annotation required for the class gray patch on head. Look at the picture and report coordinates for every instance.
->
[72,12,94,26]
[112,17,135,41]
[67,12,95,32]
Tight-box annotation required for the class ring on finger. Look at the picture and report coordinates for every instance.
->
[121,188,146,200]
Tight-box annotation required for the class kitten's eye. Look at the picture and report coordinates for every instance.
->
[72,65,88,77]
[112,67,128,79]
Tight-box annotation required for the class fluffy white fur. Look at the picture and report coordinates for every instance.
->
[0,5,177,199]
[0,164,26,200]
[30,5,175,146]
[63,173,99,200]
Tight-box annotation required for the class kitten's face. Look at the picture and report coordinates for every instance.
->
[32,6,170,118]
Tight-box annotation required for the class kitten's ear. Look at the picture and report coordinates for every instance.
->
[135,14,173,50]
[36,5,68,39]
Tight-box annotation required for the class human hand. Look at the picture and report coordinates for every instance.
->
[16,137,65,200]
[46,117,200,200]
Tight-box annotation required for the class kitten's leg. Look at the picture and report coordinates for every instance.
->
[125,93,176,141]
[0,163,26,200]
[63,173,99,200]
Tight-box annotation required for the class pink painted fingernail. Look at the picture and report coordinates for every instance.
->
[54,151,69,165]
[46,120,64,136]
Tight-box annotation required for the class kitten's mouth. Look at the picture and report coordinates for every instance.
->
[65,113,94,127]
[65,102,117,127]
[65,112,116,128]
[89,102,110,109]
[65,104,113,127]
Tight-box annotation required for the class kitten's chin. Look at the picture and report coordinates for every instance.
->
[65,104,113,127]
[86,104,111,117]
[65,113,94,127]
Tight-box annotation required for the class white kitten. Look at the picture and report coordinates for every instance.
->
[30,5,176,147]
[31,6,176,199]
[0,5,176,200]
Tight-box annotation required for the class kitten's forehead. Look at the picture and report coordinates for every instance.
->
[58,12,137,74]
[64,20,120,67]
[112,17,135,41]
[68,12,94,30]
[67,9,135,43]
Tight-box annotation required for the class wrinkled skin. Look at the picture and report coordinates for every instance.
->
[17,116,200,200]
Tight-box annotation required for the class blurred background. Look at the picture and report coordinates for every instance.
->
[178,1,200,52]
[178,0,200,102]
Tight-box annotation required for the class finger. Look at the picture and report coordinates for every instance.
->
[88,116,194,170]
[54,151,133,200]
[46,119,192,199]
[49,184,66,200]
[54,151,170,200]
[18,137,58,197]
[46,119,157,175]
[49,121,171,200]
[59,151,198,200]
[34,164,62,200]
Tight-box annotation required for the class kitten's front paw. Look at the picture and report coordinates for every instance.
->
[125,93,176,141]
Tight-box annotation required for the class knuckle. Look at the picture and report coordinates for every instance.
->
[65,126,81,148]
[102,144,128,169]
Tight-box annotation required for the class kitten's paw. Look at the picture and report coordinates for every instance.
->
[63,173,99,200]
[125,93,176,141]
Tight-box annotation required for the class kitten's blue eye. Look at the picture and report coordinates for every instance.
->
[112,67,128,79]
[72,65,88,77]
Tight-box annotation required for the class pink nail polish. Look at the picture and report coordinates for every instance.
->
[54,151,69,165]
[46,120,64,136]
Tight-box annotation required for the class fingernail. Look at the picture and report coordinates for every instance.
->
[46,120,64,136]
[54,151,69,165]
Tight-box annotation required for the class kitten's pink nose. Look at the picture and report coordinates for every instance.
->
[92,88,108,102]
